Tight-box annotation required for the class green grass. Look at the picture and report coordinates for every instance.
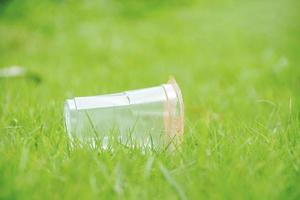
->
[0,0,300,199]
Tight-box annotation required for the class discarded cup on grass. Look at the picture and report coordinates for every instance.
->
[64,78,184,149]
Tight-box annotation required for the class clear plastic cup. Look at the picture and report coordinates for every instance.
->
[64,78,184,149]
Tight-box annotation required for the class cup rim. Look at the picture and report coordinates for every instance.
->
[165,76,185,138]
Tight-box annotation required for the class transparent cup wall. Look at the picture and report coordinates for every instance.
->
[64,79,184,149]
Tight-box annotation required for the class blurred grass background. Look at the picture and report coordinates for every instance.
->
[0,0,300,199]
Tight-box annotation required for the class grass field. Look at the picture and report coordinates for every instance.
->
[0,0,300,199]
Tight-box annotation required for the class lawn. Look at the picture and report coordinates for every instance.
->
[0,0,300,199]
